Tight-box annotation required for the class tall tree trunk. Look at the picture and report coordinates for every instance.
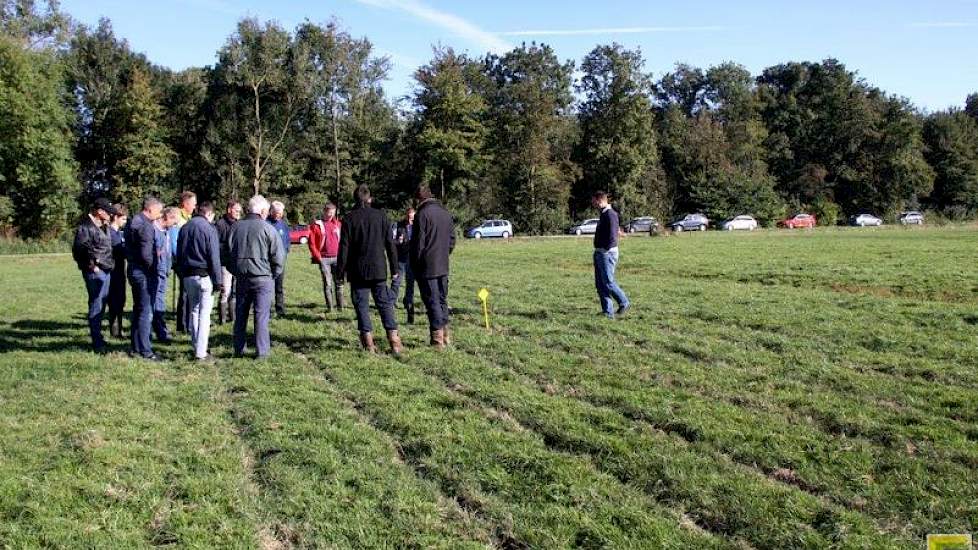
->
[331,87,341,199]
[252,83,262,196]
[440,168,445,200]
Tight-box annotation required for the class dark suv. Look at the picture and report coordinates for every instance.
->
[668,213,709,232]
[624,216,660,234]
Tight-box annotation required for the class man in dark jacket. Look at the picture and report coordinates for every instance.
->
[106,204,128,338]
[126,196,164,361]
[591,191,630,319]
[337,184,402,355]
[229,195,285,359]
[177,202,222,362]
[72,198,119,353]
[409,185,455,350]
[214,200,241,324]
[390,207,417,323]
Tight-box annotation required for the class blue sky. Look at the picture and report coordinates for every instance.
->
[61,0,978,111]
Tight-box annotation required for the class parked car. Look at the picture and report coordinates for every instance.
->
[466,219,514,239]
[722,215,758,231]
[850,213,883,227]
[624,216,659,233]
[568,219,600,235]
[668,213,709,232]
[779,213,816,229]
[289,225,310,245]
[899,211,924,225]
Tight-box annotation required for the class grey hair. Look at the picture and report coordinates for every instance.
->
[270,200,285,214]
[142,196,163,210]
[248,195,270,215]
[162,206,180,220]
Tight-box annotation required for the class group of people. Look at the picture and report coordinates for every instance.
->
[71,183,457,361]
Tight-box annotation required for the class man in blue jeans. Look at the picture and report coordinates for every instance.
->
[72,198,119,353]
[126,196,164,361]
[591,191,630,319]
[229,195,285,359]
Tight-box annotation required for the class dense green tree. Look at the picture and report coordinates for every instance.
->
[412,46,489,203]
[923,110,978,215]
[485,43,577,234]
[966,93,978,123]
[0,35,79,237]
[576,44,665,221]
[111,66,175,205]
[0,0,70,49]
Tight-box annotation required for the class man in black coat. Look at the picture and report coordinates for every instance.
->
[337,184,402,355]
[409,184,455,350]
[72,198,119,353]
[126,196,164,361]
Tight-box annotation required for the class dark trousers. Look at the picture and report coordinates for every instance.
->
[273,268,286,315]
[390,261,416,308]
[351,280,397,334]
[233,276,273,357]
[107,265,126,326]
[418,276,450,330]
[176,278,188,332]
[82,270,110,350]
[128,267,157,357]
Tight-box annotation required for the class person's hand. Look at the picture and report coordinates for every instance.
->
[92,266,101,274]
[392,272,400,281]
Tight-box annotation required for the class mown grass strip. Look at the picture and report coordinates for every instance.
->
[0,351,258,548]
[304,349,729,549]
[218,350,492,549]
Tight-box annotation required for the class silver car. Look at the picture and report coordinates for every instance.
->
[899,211,924,225]
[466,219,514,239]
[850,213,883,227]
[568,219,599,235]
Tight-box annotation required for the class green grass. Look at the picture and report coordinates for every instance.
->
[1,225,976,548]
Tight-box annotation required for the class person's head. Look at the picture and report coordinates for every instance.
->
[248,194,270,220]
[354,184,371,207]
[323,202,337,221]
[179,191,197,214]
[90,198,118,224]
[591,191,609,209]
[111,204,128,228]
[405,206,415,224]
[142,196,164,221]
[197,201,216,223]
[270,200,285,221]
[161,207,180,228]
[414,184,433,203]
[226,200,242,221]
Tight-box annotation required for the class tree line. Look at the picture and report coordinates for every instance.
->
[2,1,978,238]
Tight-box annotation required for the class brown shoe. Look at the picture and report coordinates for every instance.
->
[443,326,452,346]
[386,329,403,356]
[359,331,378,353]
[430,329,446,351]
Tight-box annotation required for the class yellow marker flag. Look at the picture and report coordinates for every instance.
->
[477,288,490,330]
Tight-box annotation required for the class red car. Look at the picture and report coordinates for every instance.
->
[289,225,310,245]
[780,213,816,229]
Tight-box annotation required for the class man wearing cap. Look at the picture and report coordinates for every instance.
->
[72,198,119,354]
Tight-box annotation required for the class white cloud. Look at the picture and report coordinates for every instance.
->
[354,0,511,53]
[497,25,728,37]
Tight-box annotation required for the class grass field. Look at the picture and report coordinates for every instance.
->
[1,226,977,548]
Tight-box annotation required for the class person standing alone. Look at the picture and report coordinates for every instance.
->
[591,191,629,319]
[409,185,455,350]
[177,202,222,362]
[308,202,344,312]
[72,198,119,354]
[337,185,402,355]
[229,195,285,359]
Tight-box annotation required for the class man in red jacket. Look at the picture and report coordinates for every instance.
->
[308,202,345,311]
